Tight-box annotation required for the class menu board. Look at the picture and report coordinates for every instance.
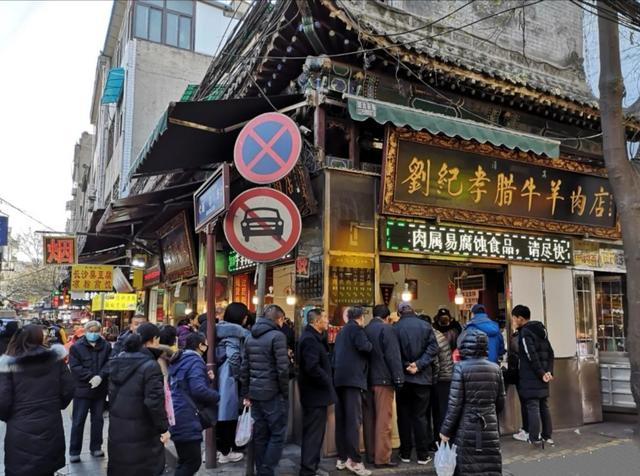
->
[329,266,375,306]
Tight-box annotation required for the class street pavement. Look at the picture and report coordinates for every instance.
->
[1,408,639,475]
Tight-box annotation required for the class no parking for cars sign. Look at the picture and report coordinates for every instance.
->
[223,188,302,263]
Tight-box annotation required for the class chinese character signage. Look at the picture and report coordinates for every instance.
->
[91,293,137,311]
[227,250,294,274]
[194,164,229,233]
[43,235,76,265]
[71,265,113,291]
[383,219,572,265]
[381,128,618,239]
[573,240,625,272]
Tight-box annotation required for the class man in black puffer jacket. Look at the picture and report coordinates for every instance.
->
[440,330,505,476]
[240,304,290,476]
[512,304,555,447]
[68,320,112,462]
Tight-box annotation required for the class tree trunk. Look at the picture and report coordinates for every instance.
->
[597,1,640,425]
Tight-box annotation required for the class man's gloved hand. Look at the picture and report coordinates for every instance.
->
[89,375,103,389]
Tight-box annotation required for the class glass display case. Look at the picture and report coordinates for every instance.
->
[595,275,626,353]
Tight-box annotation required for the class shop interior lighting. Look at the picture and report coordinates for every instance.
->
[252,295,259,305]
[454,287,465,306]
[185,308,193,315]
[401,282,412,302]
[285,286,297,306]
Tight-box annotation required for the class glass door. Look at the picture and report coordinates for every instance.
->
[573,271,597,357]
[595,275,626,353]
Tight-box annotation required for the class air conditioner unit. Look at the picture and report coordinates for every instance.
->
[454,274,486,291]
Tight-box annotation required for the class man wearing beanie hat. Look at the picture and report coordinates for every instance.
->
[68,320,112,462]
[459,304,505,364]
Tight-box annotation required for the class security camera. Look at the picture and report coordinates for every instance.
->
[299,125,312,136]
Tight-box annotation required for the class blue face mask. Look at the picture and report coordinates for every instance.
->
[85,332,100,342]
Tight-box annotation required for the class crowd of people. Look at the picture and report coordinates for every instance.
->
[0,299,555,476]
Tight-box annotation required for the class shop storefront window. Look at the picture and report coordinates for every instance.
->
[596,276,626,352]
[574,273,595,356]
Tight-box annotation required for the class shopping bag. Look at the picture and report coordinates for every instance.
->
[434,441,457,476]
[164,379,176,427]
[235,406,253,447]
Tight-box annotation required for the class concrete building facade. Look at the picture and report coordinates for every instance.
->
[66,131,94,234]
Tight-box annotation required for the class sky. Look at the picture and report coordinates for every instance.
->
[0,1,112,237]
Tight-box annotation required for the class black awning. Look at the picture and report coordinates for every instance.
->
[129,94,306,179]
[97,181,202,232]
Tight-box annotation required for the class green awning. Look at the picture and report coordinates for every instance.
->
[346,94,559,158]
[101,67,125,104]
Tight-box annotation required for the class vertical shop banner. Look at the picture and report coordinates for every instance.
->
[43,235,76,265]
[380,283,394,306]
[0,216,8,246]
[71,265,114,291]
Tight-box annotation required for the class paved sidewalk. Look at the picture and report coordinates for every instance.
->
[1,410,639,475]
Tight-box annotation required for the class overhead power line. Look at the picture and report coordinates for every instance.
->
[0,196,55,231]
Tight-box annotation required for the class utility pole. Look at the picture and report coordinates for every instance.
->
[597,0,640,425]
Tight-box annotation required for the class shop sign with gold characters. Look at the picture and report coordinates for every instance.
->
[71,265,114,291]
[381,128,618,239]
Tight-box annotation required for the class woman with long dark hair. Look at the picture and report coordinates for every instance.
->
[107,322,169,476]
[0,324,74,476]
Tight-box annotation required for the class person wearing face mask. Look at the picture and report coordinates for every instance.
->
[169,332,219,475]
[68,320,112,463]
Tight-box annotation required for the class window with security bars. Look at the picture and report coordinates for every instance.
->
[133,0,194,50]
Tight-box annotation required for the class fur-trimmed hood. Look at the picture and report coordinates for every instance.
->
[0,344,67,373]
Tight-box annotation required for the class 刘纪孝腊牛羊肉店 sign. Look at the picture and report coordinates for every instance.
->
[381,128,618,239]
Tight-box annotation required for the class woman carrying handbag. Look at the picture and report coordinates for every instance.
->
[170,332,219,476]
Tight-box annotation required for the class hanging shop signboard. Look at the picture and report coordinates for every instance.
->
[227,249,294,274]
[381,127,618,239]
[383,218,572,265]
[193,164,230,233]
[91,293,137,312]
[70,265,114,291]
[43,235,76,265]
[158,211,197,283]
[573,240,626,272]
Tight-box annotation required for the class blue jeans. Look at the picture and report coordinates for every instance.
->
[252,396,288,476]
[69,397,105,455]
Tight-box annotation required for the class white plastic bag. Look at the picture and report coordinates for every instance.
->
[434,441,457,476]
[235,406,253,447]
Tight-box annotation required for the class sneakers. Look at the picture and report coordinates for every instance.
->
[69,455,81,463]
[513,429,529,442]
[345,459,372,476]
[91,450,105,457]
[217,451,243,463]
[417,456,433,465]
[545,438,555,446]
[400,456,411,463]
[336,459,347,470]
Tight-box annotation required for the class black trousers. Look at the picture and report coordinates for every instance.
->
[518,389,529,433]
[432,380,450,440]
[300,406,328,476]
[69,397,105,455]
[396,382,431,461]
[335,387,363,463]
[525,397,552,441]
[217,419,238,454]
[174,440,202,476]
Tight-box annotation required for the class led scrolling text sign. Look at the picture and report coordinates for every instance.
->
[384,220,572,265]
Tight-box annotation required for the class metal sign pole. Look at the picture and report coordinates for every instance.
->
[204,222,218,469]
[245,261,267,476]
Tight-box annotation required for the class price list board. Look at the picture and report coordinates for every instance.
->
[329,266,375,306]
